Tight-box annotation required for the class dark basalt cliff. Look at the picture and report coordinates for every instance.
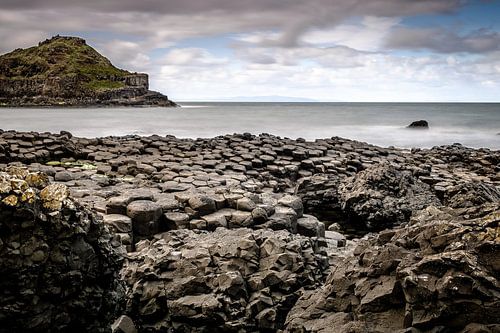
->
[0,36,177,107]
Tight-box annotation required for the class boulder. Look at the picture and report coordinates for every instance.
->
[126,200,162,237]
[339,163,440,230]
[407,120,429,128]
[296,214,325,238]
[188,195,217,215]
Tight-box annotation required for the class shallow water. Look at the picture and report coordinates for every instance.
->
[0,102,498,149]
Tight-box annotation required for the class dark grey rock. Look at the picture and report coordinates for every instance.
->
[126,200,162,237]
[407,119,429,128]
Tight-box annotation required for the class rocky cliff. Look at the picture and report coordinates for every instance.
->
[0,36,177,107]
[0,166,125,332]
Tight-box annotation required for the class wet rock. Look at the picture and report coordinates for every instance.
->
[407,120,429,128]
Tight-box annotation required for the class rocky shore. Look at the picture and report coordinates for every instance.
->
[0,129,499,332]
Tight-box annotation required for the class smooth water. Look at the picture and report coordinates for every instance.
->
[0,102,499,149]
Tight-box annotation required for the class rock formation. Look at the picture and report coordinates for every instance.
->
[122,228,329,332]
[285,203,500,333]
[0,130,498,332]
[0,166,125,332]
[0,36,177,107]
[339,164,440,231]
[407,120,429,128]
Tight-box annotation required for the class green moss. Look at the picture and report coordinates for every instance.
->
[46,160,97,170]
[0,36,131,92]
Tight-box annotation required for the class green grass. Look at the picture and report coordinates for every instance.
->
[0,36,130,92]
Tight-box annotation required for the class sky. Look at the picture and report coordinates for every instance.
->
[1,0,500,102]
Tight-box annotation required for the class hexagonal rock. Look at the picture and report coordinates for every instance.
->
[236,197,257,212]
[106,189,155,215]
[296,215,325,238]
[103,214,133,233]
[188,195,217,215]
[229,210,254,228]
[54,171,73,182]
[126,200,162,237]
[164,212,190,230]
[277,195,304,217]
[251,207,269,224]
[202,210,229,230]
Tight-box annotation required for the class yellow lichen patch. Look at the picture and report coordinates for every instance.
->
[2,194,18,206]
[25,172,49,188]
[21,188,36,204]
[40,183,69,211]
[0,179,12,194]
[10,179,28,192]
[6,166,29,179]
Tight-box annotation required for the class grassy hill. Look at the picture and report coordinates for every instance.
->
[0,36,130,91]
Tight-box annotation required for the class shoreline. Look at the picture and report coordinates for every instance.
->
[1,129,499,331]
[0,127,498,151]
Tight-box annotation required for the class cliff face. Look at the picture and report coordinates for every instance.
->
[0,36,176,107]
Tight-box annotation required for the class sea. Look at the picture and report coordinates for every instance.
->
[0,102,499,149]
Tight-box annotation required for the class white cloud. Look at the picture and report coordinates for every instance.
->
[161,48,228,67]
[302,16,400,51]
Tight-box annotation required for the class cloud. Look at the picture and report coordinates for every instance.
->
[94,40,152,71]
[0,0,464,15]
[301,16,401,51]
[161,48,228,66]
[2,0,500,101]
[386,27,500,53]
[0,0,464,52]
